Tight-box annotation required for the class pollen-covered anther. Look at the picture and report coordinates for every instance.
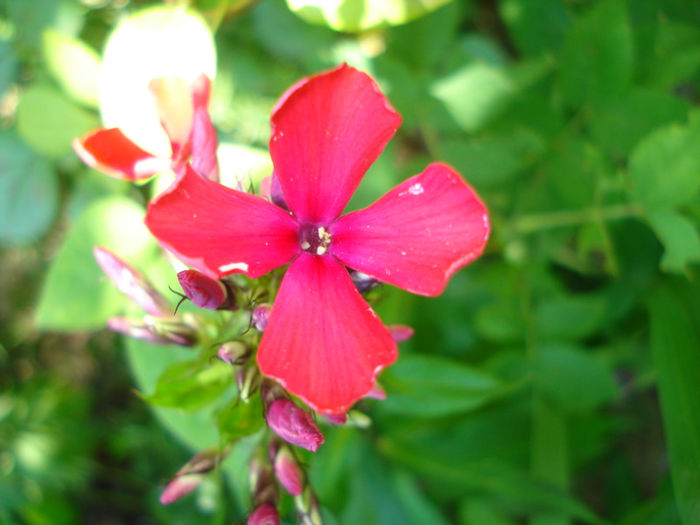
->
[298,223,332,256]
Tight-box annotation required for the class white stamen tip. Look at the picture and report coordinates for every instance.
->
[301,241,311,250]
[316,246,327,256]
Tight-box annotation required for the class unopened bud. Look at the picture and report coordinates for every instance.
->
[266,399,324,452]
[365,384,386,400]
[176,448,220,477]
[160,473,204,504]
[237,364,261,402]
[252,304,273,332]
[323,413,346,425]
[108,317,173,345]
[94,246,170,316]
[294,487,323,525]
[387,324,414,343]
[177,269,233,310]
[350,271,380,293]
[261,173,288,211]
[218,341,248,365]
[143,315,197,346]
[273,446,304,496]
[248,503,280,525]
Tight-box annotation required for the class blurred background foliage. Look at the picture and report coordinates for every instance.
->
[0,0,699,523]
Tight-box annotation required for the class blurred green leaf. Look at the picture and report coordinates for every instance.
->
[588,89,689,159]
[16,84,98,159]
[216,395,263,443]
[35,197,158,330]
[2,0,59,51]
[144,360,233,411]
[392,469,451,525]
[650,281,700,525]
[628,120,700,209]
[0,38,17,96]
[647,210,700,274]
[286,0,453,33]
[460,499,517,525]
[42,30,100,107]
[0,131,58,246]
[558,0,633,107]
[643,18,700,90]
[535,292,608,340]
[533,343,617,412]
[499,0,571,57]
[380,354,510,418]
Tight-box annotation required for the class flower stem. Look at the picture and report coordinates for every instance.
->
[512,204,643,234]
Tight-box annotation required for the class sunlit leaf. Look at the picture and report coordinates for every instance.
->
[42,30,100,107]
[0,131,58,246]
[286,0,453,33]
[647,210,700,275]
[216,395,263,444]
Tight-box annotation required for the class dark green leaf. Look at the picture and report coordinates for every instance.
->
[0,131,58,245]
[650,281,700,525]
[535,292,608,340]
[499,0,571,57]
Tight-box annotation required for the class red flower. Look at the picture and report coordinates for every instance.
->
[73,74,218,182]
[145,64,490,414]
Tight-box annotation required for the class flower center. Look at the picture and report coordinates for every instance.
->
[299,224,332,256]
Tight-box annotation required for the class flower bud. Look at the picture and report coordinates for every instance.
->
[294,487,323,525]
[350,270,380,293]
[177,269,232,310]
[261,173,288,211]
[159,473,203,505]
[248,503,280,525]
[273,446,304,496]
[387,324,414,343]
[108,317,173,345]
[237,364,261,402]
[365,384,386,400]
[266,399,324,452]
[143,315,197,346]
[252,304,273,332]
[94,246,170,316]
[323,413,346,425]
[218,341,248,365]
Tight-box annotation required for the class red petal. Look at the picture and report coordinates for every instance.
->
[270,64,401,223]
[190,107,219,182]
[145,165,299,279]
[331,163,490,296]
[73,128,168,180]
[257,254,397,414]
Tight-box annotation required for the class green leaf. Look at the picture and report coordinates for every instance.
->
[533,343,617,412]
[42,30,100,107]
[35,197,157,331]
[0,38,17,96]
[588,89,689,159]
[144,360,233,411]
[628,120,700,209]
[0,131,58,246]
[285,0,453,33]
[499,0,571,57]
[647,210,700,275]
[380,354,509,418]
[216,395,264,444]
[15,84,98,159]
[558,0,633,107]
[392,469,451,525]
[535,292,608,340]
[649,281,700,525]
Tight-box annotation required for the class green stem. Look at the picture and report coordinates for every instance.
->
[512,204,643,234]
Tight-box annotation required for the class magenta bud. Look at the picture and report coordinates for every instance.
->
[248,503,280,525]
[365,384,387,400]
[159,473,203,505]
[273,447,304,496]
[94,246,170,316]
[177,269,229,309]
[387,324,414,343]
[108,317,172,345]
[266,399,324,452]
[252,304,272,332]
[323,413,347,425]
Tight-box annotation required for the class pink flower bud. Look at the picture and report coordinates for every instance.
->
[143,315,197,346]
[218,341,248,365]
[248,503,280,525]
[159,473,203,505]
[108,317,172,345]
[266,399,324,452]
[94,246,170,316]
[387,324,414,343]
[177,269,229,309]
[273,447,304,496]
[323,413,347,425]
[364,384,386,400]
[252,304,272,332]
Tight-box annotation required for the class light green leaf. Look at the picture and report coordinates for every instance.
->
[0,38,17,96]
[380,354,511,418]
[216,395,264,444]
[558,0,633,107]
[650,282,700,525]
[0,131,58,246]
[628,120,700,209]
[35,197,157,331]
[533,343,617,412]
[647,210,700,274]
[42,30,100,107]
[286,0,453,33]
[16,84,98,158]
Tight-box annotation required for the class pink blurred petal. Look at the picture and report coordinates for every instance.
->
[387,324,414,343]
[257,254,397,414]
[149,77,194,156]
[324,413,347,425]
[269,63,401,223]
[73,128,167,181]
[248,503,280,525]
[331,163,490,296]
[364,384,386,400]
[145,165,299,280]
[190,107,219,182]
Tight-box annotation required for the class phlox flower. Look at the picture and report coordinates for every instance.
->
[145,64,490,414]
